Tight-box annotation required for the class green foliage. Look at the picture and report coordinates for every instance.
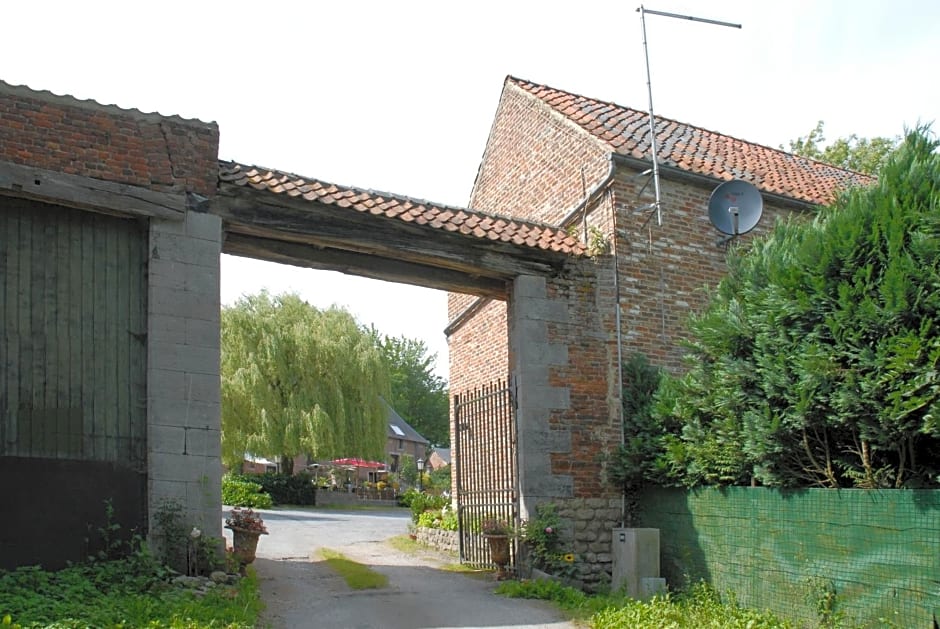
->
[496,578,591,612]
[221,292,389,473]
[404,490,449,523]
[786,120,900,175]
[607,354,673,523]
[398,454,418,486]
[373,331,450,446]
[0,554,261,628]
[228,472,316,506]
[428,465,452,492]
[588,582,793,629]
[656,128,940,488]
[221,475,274,509]
[415,505,458,531]
[522,503,578,580]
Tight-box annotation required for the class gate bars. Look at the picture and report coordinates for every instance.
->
[454,379,520,572]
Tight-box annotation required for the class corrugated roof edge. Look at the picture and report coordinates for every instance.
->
[0,79,218,128]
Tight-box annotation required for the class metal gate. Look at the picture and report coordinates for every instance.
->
[454,379,519,572]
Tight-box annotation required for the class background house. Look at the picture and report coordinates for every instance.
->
[428,447,450,471]
[384,400,428,475]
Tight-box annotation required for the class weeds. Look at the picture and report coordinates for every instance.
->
[317,548,388,590]
[0,555,262,628]
[498,579,794,628]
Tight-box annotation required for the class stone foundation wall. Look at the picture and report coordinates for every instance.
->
[554,496,623,590]
[415,527,459,554]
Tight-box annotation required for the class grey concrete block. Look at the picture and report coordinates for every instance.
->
[148,258,187,290]
[150,342,219,376]
[150,397,219,430]
[186,318,219,349]
[183,427,222,457]
[522,427,572,454]
[185,373,222,405]
[523,474,574,499]
[513,275,547,300]
[149,479,188,506]
[147,368,186,395]
[150,452,202,482]
[149,314,187,345]
[526,385,570,410]
[149,286,220,322]
[150,424,186,454]
[185,212,222,242]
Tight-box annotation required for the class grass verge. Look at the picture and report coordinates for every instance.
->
[496,579,794,628]
[317,549,388,590]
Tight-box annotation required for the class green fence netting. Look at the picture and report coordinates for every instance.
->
[639,487,939,627]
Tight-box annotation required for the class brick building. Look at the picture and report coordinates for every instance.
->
[447,76,871,585]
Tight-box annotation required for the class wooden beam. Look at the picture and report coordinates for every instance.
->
[213,185,568,278]
[223,232,509,299]
[0,160,186,220]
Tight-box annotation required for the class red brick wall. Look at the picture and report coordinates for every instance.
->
[0,82,219,197]
[469,82,610,225]
[610,169,810,372]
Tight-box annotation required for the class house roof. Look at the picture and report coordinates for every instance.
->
[431,447,451,465]
[509,76,874,207]
[384,400,429,446]
[218,162,584,255]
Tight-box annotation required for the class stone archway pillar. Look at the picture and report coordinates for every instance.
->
[509,274,574,520]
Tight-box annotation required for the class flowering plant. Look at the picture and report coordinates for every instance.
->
[481,518,512,536]
[521,503,577,579]
[225,507,268,534]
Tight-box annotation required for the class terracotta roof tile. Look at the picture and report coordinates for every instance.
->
[509,77,873,206]
[218,162,584,255]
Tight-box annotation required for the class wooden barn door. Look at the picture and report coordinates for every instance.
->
[0,197,148,568]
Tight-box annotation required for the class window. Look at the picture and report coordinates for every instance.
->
[398,439,404,450]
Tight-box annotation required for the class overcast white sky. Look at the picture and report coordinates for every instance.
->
[3,1,938,379]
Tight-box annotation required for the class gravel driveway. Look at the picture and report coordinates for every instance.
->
[223,506,577,629]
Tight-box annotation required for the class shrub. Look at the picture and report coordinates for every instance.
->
[228,472,315,505]
[222,476,274,509]
[654,128,940,489]
[406,492,449,523]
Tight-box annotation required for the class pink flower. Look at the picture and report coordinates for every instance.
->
[545,526,553,534]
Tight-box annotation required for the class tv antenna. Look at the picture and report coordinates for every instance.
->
[637,6,741,227]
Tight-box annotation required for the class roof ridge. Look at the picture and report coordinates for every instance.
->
[506,75,873,180]
[218,159,572,234]
[0,79,217,127]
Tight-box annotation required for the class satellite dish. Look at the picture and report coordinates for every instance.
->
[708,180,763,236]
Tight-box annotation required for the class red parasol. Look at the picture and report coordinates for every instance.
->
[331,457,385,469]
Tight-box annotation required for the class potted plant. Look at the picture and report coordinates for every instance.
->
[481,518,512,579]
[225,507,268,572]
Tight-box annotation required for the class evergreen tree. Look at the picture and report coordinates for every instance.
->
[657,128,940,488]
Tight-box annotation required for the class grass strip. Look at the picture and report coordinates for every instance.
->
[317,549,389,590]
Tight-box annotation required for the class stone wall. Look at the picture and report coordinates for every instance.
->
[415,527,459,554]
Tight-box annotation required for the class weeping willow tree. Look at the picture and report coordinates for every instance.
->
[221,292,389,474]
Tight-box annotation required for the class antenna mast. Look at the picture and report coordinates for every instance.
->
[636,6,741,227]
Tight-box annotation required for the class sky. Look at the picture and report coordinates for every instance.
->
[3,1,938,379]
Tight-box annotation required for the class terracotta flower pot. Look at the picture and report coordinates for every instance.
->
[483,534,511,579]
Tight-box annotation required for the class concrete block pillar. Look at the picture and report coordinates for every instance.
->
[509,274,572,520]
[146,211,223,539]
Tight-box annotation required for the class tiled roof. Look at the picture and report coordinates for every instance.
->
[218,161,584,255]
[509,77,874,206]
